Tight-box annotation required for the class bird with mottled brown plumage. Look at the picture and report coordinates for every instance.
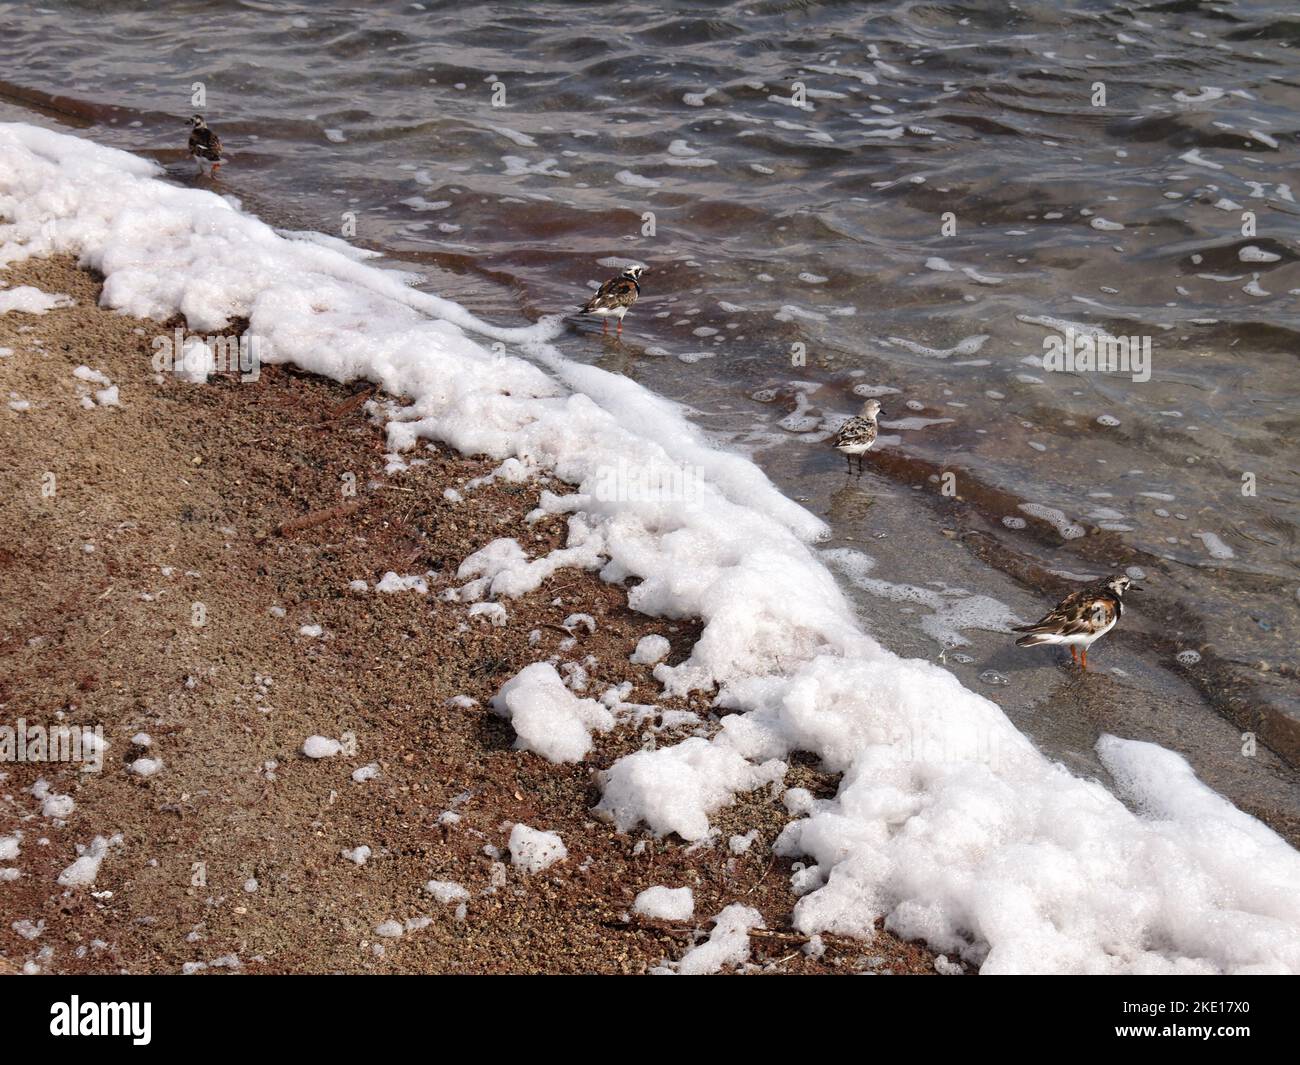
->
[1013,574,1141,669]
[187,115,224,175]
[580,264,643,335]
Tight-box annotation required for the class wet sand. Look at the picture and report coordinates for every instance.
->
[0,256,942,975]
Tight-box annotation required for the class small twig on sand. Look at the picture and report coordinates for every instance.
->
[748,928,824,945]
[744,850,777,895]
[306,390,379,431]
[266,500,361,540]
[607,918,860,951]
[332,390,372,416]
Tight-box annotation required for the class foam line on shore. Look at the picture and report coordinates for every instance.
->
[3,121,1298,973]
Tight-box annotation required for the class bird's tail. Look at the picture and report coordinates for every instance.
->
[1014,630,1053,647]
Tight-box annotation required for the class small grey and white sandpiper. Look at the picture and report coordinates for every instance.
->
[832,398,881,472]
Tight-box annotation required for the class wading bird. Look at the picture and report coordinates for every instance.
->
[1012,574,1140,670]
[832,398,881,473]
[580,264,643,335]
[187,115,224,176]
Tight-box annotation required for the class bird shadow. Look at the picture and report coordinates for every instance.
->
[984,642,1106,685]
[568,317,632,341]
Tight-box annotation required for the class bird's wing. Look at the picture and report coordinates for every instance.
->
[1016,594,1114,635]
[189,129,223,159]
[833,417,876,448]
[583,276,638,312]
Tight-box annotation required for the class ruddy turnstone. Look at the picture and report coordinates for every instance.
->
[580,265,643,335]
[832,398,881,472]
[1012,574,1140,669]
[187,115,224,175]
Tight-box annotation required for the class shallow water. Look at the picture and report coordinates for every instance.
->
[2,1,1296,806]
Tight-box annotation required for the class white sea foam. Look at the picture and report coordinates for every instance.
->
[673,904,763,975]
[631,634,671,665]
[825,549,1020,648]
[502,156,568,178]
[1178,148,1223,170]
[1172,86,1225,104]
[804,64,878,86]
[400,196,451,212]
[962,266,1003,285]
[614,170,661,189]
[0,285,73,314]
[5,122,1298,973]
[489,126,537,148]
[1239,245,1280,263]
[887,334,989,360]
[1018,502,1087,540]
[492,662,613,763]
[634,885,694,921]
[508,824,567,873]
[1193,531,1235,560]
[57,834,120,888]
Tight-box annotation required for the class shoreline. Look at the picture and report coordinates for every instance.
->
[0,254,939,974]
[3,118,1298,976]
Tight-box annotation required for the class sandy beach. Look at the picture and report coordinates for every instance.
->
[0,254,942,974]
[2,100,1297,980]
